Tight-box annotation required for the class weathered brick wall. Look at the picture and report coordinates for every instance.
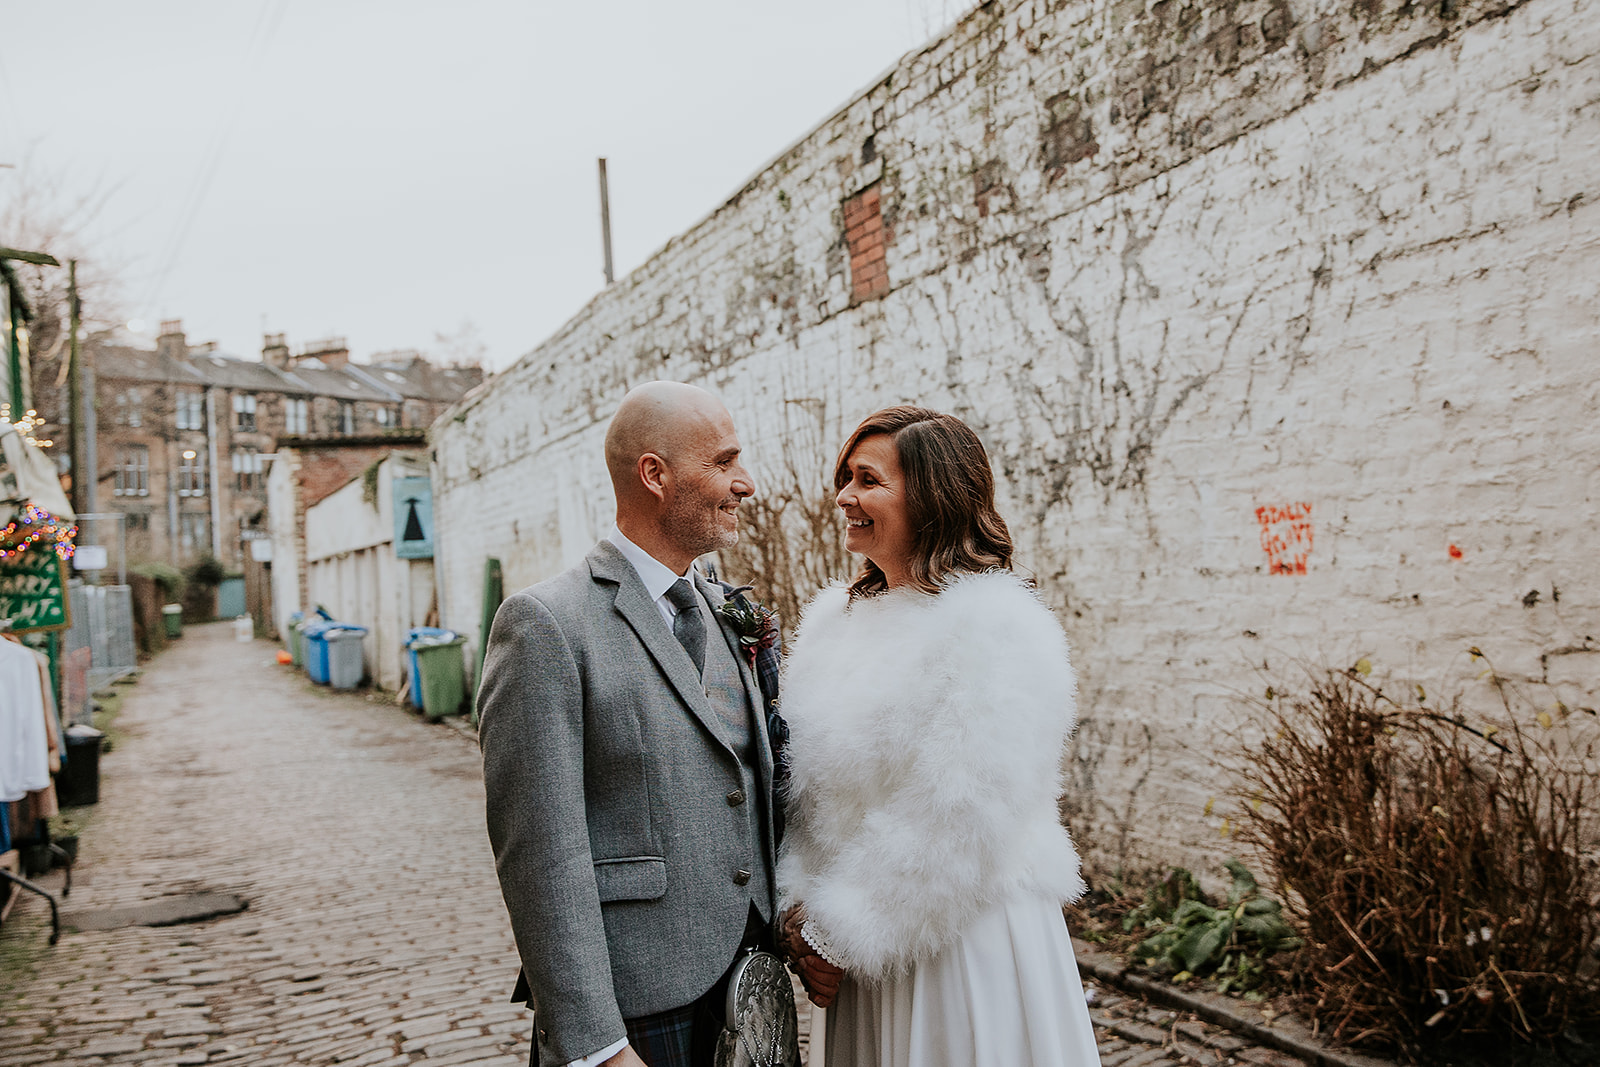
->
[267,434,426,635]
[432,0,1600,873]
[302,452,436,691]
[297,450,387,511]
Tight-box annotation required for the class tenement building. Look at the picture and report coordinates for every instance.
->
[92,321,482,568]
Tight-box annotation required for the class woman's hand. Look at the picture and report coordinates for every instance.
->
[794,953,843,1008]
[779,904,845,1008]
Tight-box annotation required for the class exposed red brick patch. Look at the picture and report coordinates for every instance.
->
[298,448,395,510]
[844,184,890,304]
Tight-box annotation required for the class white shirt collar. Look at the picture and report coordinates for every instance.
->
[606,525,696,606]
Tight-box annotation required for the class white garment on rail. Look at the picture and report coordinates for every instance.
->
[824,895,1101,1067]
[0,637,50,802]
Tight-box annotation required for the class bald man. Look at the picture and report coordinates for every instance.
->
[479,382,780,1067]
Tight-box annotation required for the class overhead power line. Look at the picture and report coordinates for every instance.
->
[143,0,290,315]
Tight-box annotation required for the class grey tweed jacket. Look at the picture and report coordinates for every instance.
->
[478,540,779,1067]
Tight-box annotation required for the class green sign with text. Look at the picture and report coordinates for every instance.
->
[0,549,70,633]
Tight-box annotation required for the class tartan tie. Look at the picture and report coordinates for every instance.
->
[664,579,706,675]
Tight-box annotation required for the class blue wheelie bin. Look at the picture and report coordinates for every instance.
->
[302,620,335,684]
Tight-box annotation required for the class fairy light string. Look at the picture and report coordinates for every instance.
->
[1,410,57,450]
[0,503,78,562]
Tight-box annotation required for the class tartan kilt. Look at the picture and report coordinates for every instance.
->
[625,1004,698,1067]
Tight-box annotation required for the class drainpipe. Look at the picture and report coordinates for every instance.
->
[206,387,223,558]
[167,448,179,565]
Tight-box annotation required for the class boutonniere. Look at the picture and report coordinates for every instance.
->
[717,586,779,664]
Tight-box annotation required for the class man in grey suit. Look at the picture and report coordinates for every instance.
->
[479,381,779,1067]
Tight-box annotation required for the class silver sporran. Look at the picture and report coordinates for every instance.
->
[713,949,801,1067]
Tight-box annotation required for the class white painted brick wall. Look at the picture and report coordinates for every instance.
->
[432,0,1600,874]
[303,452,437,692]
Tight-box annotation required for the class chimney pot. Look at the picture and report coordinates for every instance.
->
[262,332,291,369]
[156,319,187,359]
[295,336,350,368]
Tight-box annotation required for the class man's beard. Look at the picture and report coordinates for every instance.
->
[661,492,739,560]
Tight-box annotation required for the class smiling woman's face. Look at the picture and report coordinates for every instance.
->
[835,433,915,588]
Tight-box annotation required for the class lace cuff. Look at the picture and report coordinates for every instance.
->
[800,918,845,969]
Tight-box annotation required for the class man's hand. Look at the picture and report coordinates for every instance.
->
[601,1045,648,1067]
[778,903,845,1009]
[778,904,811,961]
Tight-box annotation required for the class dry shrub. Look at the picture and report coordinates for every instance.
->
[1234,661,1600,1057]
[718,417,850,642]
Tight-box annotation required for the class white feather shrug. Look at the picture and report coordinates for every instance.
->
[776,571,1086,979]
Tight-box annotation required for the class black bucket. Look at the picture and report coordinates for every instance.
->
[56,725,105,807]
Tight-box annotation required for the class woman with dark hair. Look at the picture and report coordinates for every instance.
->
[776,406,1100,1066]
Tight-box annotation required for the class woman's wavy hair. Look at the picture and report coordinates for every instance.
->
[834,406,1013,598]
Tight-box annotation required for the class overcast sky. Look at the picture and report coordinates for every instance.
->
[1,1,964,370]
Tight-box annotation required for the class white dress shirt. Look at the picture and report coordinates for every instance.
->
[569,1036,628,1067]
[606,526,703,629]
[564,529,702,1067]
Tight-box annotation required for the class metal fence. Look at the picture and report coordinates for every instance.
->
[61,581,138,726]
[71,514,128,587]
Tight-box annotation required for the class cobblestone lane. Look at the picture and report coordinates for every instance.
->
[1,623,1302,1067]
[2,624,530,1066]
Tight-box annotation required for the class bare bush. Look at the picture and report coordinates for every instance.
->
[2,155,129,446]
[718,405,850,641]
[1233,660,1600,1056]
[0,154,128,341]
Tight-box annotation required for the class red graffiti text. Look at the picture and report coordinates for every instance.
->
[1257,502,1314,575]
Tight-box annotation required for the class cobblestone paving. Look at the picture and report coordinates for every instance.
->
[0,622,1300,1067]
[1081,984,1312,1066]
[1,623,530,1066]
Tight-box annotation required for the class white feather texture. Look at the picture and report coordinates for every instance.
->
[777,570,1086,979]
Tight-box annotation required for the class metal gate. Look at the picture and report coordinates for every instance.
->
[62,582,138,725]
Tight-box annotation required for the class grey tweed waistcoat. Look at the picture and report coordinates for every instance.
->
[694,587,773,921]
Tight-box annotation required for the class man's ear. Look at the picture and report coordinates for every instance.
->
[638,453,671,502]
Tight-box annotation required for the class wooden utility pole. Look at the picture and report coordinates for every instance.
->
[67,259,83,516]
[597,157,615,285]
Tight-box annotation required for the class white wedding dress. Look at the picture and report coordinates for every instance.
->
[779,576,1102,1067]
[822,895,1102,1067]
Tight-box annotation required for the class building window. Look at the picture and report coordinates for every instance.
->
[115,389,143,428]
[125,512,150,531]
[233,392,257,431]
[176,390,205,431]
[180,512,210,552]
[374,405,397,428]
[338,401,355,434]
[177,452,207,497]
[114,446,149,497]
[284,397,309,435]
[232,445,262,492]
